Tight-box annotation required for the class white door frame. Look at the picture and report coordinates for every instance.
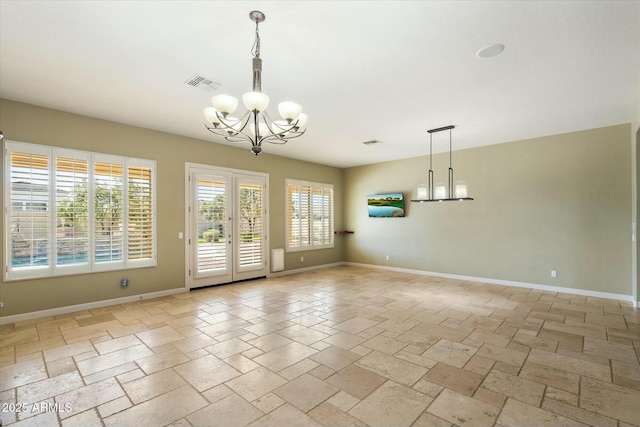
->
[184,162,269,289]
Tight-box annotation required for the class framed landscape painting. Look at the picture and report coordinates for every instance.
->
[367,193,405,217]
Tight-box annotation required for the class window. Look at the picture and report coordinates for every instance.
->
[4,141,156,280]
[286,179,334,251]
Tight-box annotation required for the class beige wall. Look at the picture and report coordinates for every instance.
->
[0,98,634,317]
[344,124,633,297]
[0,99,345,317]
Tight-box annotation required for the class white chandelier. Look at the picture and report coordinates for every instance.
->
[203,10,308,156]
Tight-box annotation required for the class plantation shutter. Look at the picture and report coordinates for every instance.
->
[94,160,124,265]
[8,149,51,275]
[128,164,154,261]
[237,181,264,269]
[55,153,89,270]
[286,179,333,251]
[4,141,157,280]
[196,178,228,272]
[323,186,334,245]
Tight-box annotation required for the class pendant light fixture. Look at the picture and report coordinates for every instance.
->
[203,10,307,155]
[411,125,473,203]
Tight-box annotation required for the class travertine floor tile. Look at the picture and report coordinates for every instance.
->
[542,396,617,427]
[425,362,484,396]
[475,343,527,367]
[422,339,477,368]
[277,324,329,345]
[206,337,253,359]
[326,364,387,399]
[526,348,611,382]
[579,376,640,425]
[246,403,323,427]
[76,344,153,377]
[273,373,338,412]
[173,354,240,392]
[496,398,587,427]
[428,388,499,427]
[56,377,125,420]
[481,370,545,406]
[122,368,186,404]
[104,385,207,427]
[17,371,83,404]
[187,393,263,427]
[349,380,430,427]
[1,265,638,427]
[253,341,318,372]
[225,366,287,402]
[520,361,580,393]
[356,350,427,386]
[309,402,368,427]
[310,346,361,371]
[333,317,380,334]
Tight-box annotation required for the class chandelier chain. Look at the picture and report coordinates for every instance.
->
[251,21,261,58]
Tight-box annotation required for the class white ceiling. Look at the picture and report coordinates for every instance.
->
[1,1,639,168]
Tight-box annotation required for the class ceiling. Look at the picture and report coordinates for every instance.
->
[1,1,638,168]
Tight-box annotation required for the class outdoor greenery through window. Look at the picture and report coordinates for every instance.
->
[4,141,156,280]
[286,179,334,251]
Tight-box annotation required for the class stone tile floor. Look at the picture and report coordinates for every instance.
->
[1,265,639,426]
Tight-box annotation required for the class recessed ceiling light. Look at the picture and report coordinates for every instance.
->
[476,44,505,59]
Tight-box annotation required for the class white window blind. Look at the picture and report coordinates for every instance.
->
[286,179,334,251]
[4,141,156,281]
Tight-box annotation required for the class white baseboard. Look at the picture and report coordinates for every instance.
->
[267,262,346,278]
[0,288,188,326]
[344,262,636,306]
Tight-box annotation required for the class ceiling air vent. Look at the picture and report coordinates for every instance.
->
[362,139,383,146]
[185,74,221,91]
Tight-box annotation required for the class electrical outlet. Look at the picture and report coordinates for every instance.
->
[551,270,557,278]
[300,256,304,262]
[385,255,390,261]
[121,278,129,288]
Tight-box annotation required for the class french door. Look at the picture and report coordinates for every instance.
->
[186,165,268,288]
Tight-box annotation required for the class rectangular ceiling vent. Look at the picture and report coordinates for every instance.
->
[185,74,221,91]
[362,139,383,146]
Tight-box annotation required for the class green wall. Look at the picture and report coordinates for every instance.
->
[344,124,632,297]
[0,99,344,317]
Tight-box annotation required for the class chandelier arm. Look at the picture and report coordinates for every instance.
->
[205,124,254,144]
[259,134,289,145]
[261,110,300,133]
[225,133,254,144]
[214,110,251,134]
[259,128,306,144]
